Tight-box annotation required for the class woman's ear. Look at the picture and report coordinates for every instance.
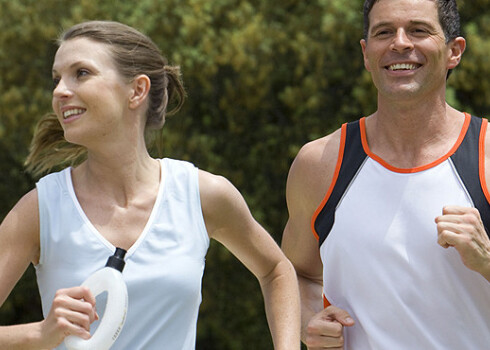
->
[128,74,151,109]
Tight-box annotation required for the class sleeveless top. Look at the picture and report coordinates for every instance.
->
[35,158,210,349]
[312,113,490,349]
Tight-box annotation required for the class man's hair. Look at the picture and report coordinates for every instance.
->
[363,0,461,43]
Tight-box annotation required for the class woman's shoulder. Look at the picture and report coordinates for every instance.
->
[197,169,232,200]
[197,169,245,216]
[0,187,40,264]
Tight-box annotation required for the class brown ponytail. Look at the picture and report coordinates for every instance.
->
[24,113,87,177]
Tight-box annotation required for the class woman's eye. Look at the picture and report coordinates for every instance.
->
[52,77,60,88]
[76,69,90,78]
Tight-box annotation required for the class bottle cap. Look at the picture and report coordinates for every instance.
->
[106,247,127,272]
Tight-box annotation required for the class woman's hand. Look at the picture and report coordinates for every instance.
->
[39,286,98,348]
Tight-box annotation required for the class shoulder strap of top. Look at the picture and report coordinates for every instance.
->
[450,115,490,237]
[313,120,368,246]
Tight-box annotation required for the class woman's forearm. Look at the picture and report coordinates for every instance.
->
[259,258,301,350]
[0,322,47,350]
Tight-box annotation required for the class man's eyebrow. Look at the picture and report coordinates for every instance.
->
[369,20,438,35]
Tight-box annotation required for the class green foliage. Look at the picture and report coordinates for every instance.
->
[1,0,489,348]
[452,0,490,116]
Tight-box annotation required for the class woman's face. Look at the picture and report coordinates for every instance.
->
[51,37,134,148]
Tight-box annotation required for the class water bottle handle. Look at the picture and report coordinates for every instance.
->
[64,269,128,350]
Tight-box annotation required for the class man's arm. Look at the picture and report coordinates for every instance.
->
[434,118,490,282]
[281,130,354,349]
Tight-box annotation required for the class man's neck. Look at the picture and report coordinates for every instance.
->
[364,101,466,168]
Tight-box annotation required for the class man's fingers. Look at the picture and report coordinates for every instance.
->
[304,306,354,349]
[305,319,345,348]
[441,205,464,215]
[305,333,345,349]
[441,205,476,215]
[324,305,355,327]
[437,229,457,248]
[308,317,342,337]
[436,215,481,228]
[436,221,467,235]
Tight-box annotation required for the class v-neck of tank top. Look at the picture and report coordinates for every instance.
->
[358,112,471,174]
[64,159,167,258]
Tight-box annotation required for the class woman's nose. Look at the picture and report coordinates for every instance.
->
[52,78,73,99]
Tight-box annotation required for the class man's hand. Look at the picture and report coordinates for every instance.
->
[435,205,490,280]
[304,305,354,349]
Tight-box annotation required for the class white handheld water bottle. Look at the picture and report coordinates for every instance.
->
[65,248,128,350]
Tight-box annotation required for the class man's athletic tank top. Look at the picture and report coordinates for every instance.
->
[312,113,490,349]
[35,158,209,349]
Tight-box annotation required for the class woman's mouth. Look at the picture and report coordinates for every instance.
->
[62,108,86,119]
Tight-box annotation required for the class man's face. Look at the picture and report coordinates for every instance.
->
[360,0,463,102]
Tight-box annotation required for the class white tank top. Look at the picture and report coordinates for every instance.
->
[313,115,490,349]
[35,158,209,349]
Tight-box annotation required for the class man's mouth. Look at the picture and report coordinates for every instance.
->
[387,63,421,71]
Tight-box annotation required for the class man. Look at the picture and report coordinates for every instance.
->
[281,0,490,348]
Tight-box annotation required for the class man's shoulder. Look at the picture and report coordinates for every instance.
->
[287,127,344,202]
[295,127,344,168]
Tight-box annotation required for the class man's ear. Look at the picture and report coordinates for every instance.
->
[447,37,466,70]
[129,74,151,109]
[360,39,371,72]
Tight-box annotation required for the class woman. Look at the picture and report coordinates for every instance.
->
[0,21,300,349]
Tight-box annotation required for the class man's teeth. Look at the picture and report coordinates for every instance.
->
[63,108,84,119]
[388,63,418,71]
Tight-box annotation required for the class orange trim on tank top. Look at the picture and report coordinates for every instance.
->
[479,118,490,203]
[359,112,471,174]
[311,123,347,241]
[323,294,331,308]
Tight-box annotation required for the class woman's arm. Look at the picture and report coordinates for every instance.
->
[199,170,301,350]
[0,189,45,349]
[0,189,97,349]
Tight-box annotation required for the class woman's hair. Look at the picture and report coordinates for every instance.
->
[25,20,186,176]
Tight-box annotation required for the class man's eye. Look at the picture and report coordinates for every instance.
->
[374,30,391,37]
[411,27,431,36]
